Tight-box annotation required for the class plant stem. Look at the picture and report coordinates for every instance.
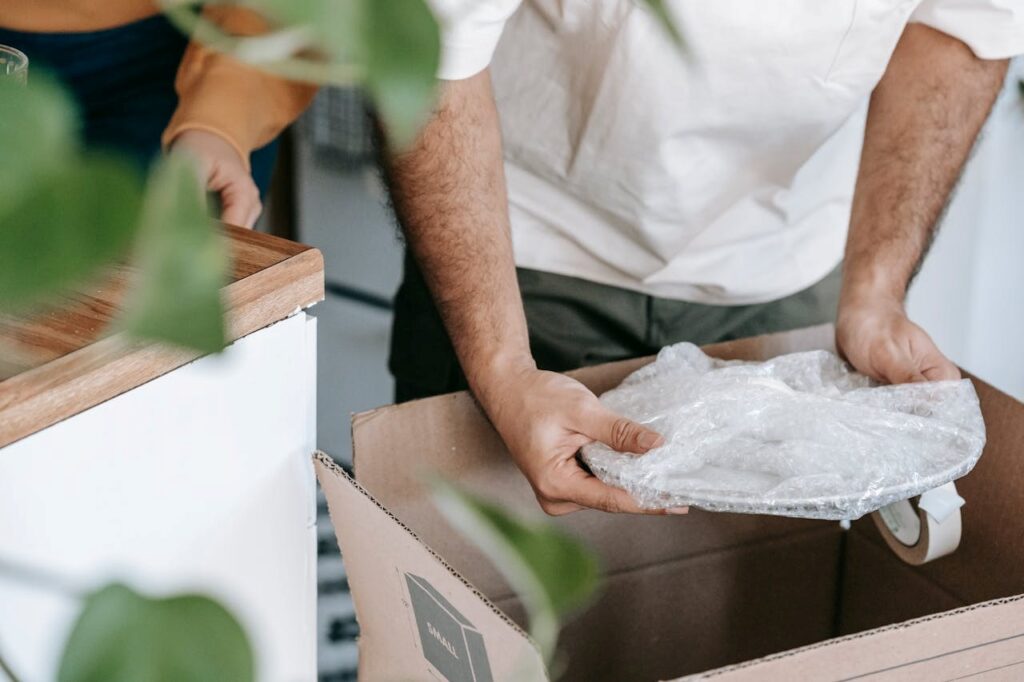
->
[0,555,83,598]
[0,557,83,681]
[158,2,363,85]
[0,642,22,682]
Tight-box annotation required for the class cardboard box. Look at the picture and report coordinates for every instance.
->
[316,324,1024,681]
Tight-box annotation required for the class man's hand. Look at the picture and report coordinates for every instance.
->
[836,293,959,384]
[838,24,1006,384]
[170,129,262,228]
[478,360,683,516]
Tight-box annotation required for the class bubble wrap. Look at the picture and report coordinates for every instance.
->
[581,344,986,520]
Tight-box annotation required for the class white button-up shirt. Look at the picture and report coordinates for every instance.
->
[430,0,1022,304]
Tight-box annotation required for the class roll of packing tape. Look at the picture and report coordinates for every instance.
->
[872,482,965,565]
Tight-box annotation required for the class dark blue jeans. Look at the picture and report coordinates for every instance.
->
[0,15,278,195]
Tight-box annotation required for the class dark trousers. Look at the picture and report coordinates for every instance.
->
[0,15,277,194]
[390,254,843,402]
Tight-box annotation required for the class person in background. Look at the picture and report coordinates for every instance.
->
[0,3,317,227]
[387,1,1019,515]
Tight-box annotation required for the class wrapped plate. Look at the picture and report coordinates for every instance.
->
[581,344,986,520]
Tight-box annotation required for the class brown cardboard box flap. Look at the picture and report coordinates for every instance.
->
[838,529,965,636]
[314,453,547,681]
[495,526,844,681]
[687,595,1024,681]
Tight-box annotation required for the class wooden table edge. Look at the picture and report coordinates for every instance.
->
[0,245,325,448]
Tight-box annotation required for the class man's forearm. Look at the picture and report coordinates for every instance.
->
[385,70,668,516]
[842,23,1007,303]
[386,69,533,397]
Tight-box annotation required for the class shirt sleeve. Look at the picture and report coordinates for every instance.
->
[161,6,318,168]
[428,0,524,80]
[910,0,1024,59]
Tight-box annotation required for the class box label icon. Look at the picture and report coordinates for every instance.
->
[405,573,494,682]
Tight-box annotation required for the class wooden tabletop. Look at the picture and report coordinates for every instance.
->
[0,226,324,448]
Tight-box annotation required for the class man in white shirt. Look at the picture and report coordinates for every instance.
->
[386,1,1019,515]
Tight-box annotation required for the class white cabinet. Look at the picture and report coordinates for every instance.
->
[0,313,318,682]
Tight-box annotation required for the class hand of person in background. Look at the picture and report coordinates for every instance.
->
[476,359,686,516]
[836,291,960,384]
[170,129,262,228]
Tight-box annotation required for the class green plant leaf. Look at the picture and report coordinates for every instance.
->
[639,0,686,50]
[0,154,143,311]
[160,0,439,138]
[430,478,600,663]
[158,1,364,85]
[362,0,441,148]
[57,583,254,682]
[0,73,78,217]
[117,153,228,353]
[246,0,363,61]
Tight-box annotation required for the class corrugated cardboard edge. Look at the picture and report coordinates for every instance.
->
[313,450,550,680]
[683,594,1024,681]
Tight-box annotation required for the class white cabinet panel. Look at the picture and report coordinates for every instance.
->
[0,313,318,681]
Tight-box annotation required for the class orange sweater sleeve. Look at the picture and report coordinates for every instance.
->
[161,6,318,168]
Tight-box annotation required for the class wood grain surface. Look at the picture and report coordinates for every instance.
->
[0,225,325,447]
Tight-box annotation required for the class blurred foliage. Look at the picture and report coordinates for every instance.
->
[1,0,444,352]
[0,75,223,351]
[0,156,142,308]
[361,0,441,147]
[58,584,253,682]
[640,0,686,49]
[0,74,75,213]
[159,0,441,147]
[117,154,228,353]
[431,478,600,666]
[0,78,142,311]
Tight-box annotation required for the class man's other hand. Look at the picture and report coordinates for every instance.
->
[837,294,960,384]
[170,129,262,228]
[478,362,687,516]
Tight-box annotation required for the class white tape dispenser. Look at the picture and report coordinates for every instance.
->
[872,482,966,565]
